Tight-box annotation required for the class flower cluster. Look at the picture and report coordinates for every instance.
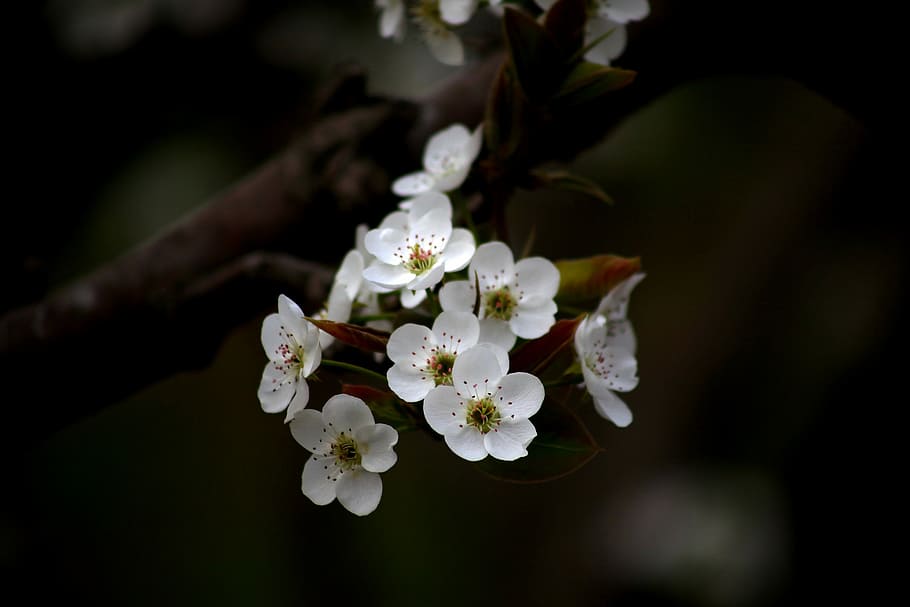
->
[256,112,645,515]
[375,0,649,66]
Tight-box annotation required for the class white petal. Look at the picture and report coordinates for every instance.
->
[336,469,382,516]
[406,261,446,291]
[580,346,639,395]
[326,282,353,324]
[439,0,478,26]
[604,318,637,354]
[364,227,407,266]
[300,320,322,377]
[431,164,472,193]
[601,0,650,23]
[407,191,452,221]
[595,272,646,322]
[356,423,399,473]
[510,302,557,340]
[355,223,371,260]
[424,26,464,66]
[387,323,434,363]
[410,206,453,248]
[477,318,517,351]
[260,313,286,362]
[469,241,515,292]
[515,256,560,301]
[334,250,364,300]
[592,389,633,427]
[585,19,627,66]
[378,0,406,39]
[484,427,528,461]
[387,363,433,403]
[438,280,476,313]
[392,171,435,196]
[278,293,304,325]
[363,262,414,289]
[289,408,327,452]
[425,125,470,167]
[278,294,310,345]
[284,379,310,422]
[471,342,510,377]
[376,210,409,232]
[498,417,537,447]
[322,394,375,433]
[400,287,428,308]
[432,311,480,350]
[444,426,488,461]
[443,228,476,272]
[257,362,294,413]
[496,372,545,420]
[302,455,338,506]
[424,386,464,434]
[452,345,506,397]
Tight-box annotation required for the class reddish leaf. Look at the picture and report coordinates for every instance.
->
[555,255,641,307]
[529,168,614,204]
[306,318,389,353]
[502,7,561,101]
[510,316,583,377]
[544,0,587,58]
[552,62,636,109]
[475,397,601,483]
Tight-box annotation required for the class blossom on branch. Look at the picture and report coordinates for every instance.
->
[258,294,322,422]
[424,345,544,461]
[392,123,483,197]
[290,394,399,516]
[439,241,560,351]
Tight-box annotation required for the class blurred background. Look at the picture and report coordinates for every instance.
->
[2,1,900,605]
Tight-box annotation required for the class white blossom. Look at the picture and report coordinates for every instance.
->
[258,294,322,422]
[386,311,510,403]
[393,123,483,197]
[375,0,406,41]
[439,241,560,351]
[573,272,645,427]
[290,394,398,516]
[411,0,466,65]
[362,192,475,306]
[424,344,545,461]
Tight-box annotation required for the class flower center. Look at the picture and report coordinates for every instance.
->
[483,287,517,321]
[465,397,501,434]
[330,433,362,471]
[427,351,456,386]
[406,243,437,275]
[278,341,305,370]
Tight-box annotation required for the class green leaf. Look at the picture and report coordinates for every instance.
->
[510,316,583,379]
[305,318,389,353]
[341,384,416,431]
[552,62,636,108]
[544,0,587,58]
[474,397,601,483]
[529,168,614,204]
[502,6,561,101]
[555,254,642,307]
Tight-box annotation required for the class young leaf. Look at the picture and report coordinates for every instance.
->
[342,384,415,431]
[306,318,389,353]
[502,7,561,101]
[552,62,636,108]
[529,168,614,204]
[555,255,642,307]
[510,316,583,377]
[544,0,587,59]
[474,397,601,483]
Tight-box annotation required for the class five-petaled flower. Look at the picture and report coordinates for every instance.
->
[258,294,322,422]
[424,345,545,461]
[392,123,483,197]
[363,192,475,307]
[290,394,399,516]
[573,273,645,427]
[439,241,560,351]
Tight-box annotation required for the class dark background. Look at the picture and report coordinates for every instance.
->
[2,1,900,605]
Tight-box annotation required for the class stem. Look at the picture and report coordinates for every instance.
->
[321,359,388,384]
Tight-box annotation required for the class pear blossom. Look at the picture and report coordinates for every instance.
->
[439,241,560,351]
[411,0,467,65]
[424,344,545,461]
[290,394,399,516]
[573,273,645,427]
[393,123,483,197]
[362,192,475,307]
[258,294,322,422]
[535,0,650,65]
[386,311,510,403]
[376,0,406,41]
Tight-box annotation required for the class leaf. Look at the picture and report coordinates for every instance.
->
[552,62,636,108]
[510,316,583,378]
[554,255,642,307]
[341,384,416,431]
[474,397,601,483]
[544,0,587,59]
[529,168,613,204]
[306,318,389,353]
[502,7,561,101]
